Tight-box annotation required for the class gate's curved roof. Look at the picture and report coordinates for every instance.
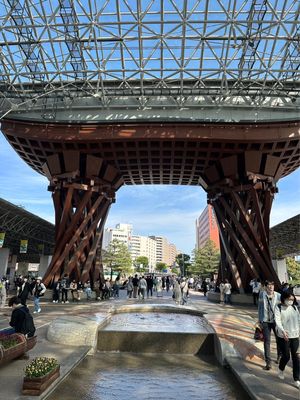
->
[0,0,299,123]
[0,198,54,261]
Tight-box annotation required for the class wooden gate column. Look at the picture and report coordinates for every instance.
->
[201,152,283,291]
[42,152,123,286]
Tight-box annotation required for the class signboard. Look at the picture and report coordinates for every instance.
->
[0,232,5,248]
[28,263,39,272]
[20,239,28,253]
[37,244,44,255]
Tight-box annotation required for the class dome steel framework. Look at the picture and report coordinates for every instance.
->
[0,0,299,122]
[0,0,299,290]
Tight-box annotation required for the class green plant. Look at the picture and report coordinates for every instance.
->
[24,357,59,378]
[0,337,20,349]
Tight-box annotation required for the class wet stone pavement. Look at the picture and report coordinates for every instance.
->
[47,353,251,400]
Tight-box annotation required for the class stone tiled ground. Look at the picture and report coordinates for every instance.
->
[0,289,298,400]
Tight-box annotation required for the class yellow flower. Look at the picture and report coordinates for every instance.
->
[24,357,59,378]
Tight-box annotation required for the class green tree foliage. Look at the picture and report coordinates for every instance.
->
[175,253,191,276]
[134,256,149,273]
[286,257,300,284]
[191,240,220,277]
[102,239,133,277]
[156,262,167,272]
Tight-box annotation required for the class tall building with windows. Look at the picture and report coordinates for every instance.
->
[130,235,157,272]
[104,224,178,270]
[103,223,132,249]
[196,205,220,250]
[149,235,178,266]
[168,243,178,266]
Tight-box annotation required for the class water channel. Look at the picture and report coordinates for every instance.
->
[47,353,250,400]
[47,310,251,400]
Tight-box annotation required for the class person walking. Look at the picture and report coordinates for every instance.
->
[0,279,6,309]
[166,276,170,293]
[52,278,61,303]
[275,290,300,388]
[201,280,208,296]
[258,280,281,370]
[93,279,101,300]
[146,275,153,298]
[224,279,232,305]
[32,277,46,313]
[138,276,147,300]
[173,279,182,305]
[132,274,139,299]
[219,281,225,305]
[156,277,163,297]
[77,281,84,301]
[70,280,78,302]
[113,275,121,298]
[126,277,134,298]
[18,276,32,306]
[61,274,70,303]
[180,278,188,305]
[84,280,92,301]
[250,278,261,306]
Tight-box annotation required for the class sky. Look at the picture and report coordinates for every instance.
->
[0,133,299,255]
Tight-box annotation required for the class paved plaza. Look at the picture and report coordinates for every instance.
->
[0,289,298,400]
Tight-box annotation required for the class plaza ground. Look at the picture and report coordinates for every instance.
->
[0,289,298,400]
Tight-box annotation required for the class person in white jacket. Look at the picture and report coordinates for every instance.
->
[274,291,300,388]
[32,277,46,313]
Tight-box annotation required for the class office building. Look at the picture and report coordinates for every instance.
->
[196,205,220,250]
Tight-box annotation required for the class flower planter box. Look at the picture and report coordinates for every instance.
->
[25,335,37,352]
[0,333,26,364]
[0,333,37,365]
[22,365,60,396]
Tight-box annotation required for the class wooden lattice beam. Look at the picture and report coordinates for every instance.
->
[204,153,283,291]
[42,152,123,286]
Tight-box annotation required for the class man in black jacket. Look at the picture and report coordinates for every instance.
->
[8,296,35,337]
[18,276,32,306]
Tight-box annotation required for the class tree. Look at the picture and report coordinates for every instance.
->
[156,262,167,273]
[286,257,300,284]
[102,239,133,278]
[175,253,191,276]
[134,256,149,273]
[191,240,220,277]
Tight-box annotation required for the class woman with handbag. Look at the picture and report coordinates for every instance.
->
[275,291,300,388]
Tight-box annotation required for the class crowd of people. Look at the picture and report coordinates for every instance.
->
[1,271,299,388]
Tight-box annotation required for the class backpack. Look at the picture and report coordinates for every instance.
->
[20,308,36,337]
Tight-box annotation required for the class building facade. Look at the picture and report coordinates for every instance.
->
[130,235,157,272]
[104,224,178,270]
[196,205,220,250]
[103,223,133,249]
[149,235,178,266]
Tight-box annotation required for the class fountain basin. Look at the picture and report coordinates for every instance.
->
[98,310,215,354]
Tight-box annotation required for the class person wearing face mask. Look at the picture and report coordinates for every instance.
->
[275,291,300,388]
[258,280,281,370]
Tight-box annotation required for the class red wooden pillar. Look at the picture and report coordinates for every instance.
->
[203,152,282,291]
[42,152,123,286]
